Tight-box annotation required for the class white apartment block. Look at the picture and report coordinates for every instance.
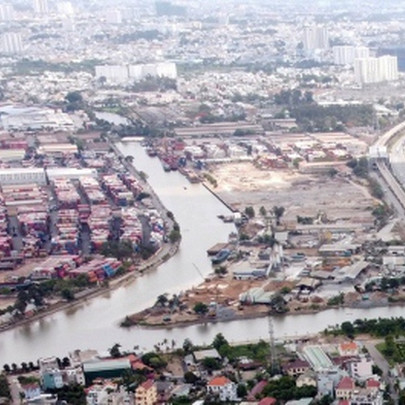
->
[349,357,373,380]
[106,9,122,24]
[333,46,369,65]
[1,33,23,54]
[33,0,49,14]
[303,26,329,52]
[354,55,398,85]
[57,2,74,16]
[96,62,177,83]
[0,4,15,21]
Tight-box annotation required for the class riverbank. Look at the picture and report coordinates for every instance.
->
[121,297,404,330]
[0,238,180,334]
[0,138,181,335]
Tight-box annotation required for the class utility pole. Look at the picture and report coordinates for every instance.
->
[268,317,279,375]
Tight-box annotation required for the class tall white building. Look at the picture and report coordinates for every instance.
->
[0,4,15,21]
[333,46,369,65]
[106,9,122,24]
[1,33,23,54]
[95,65,129,83]
[355,46,370,59]
[57,1,74,16]
[303,26,329,53]
[354,55,398,85]
[96,62,177,83]
[33,0,49,14]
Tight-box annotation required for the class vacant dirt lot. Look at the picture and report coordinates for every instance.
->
[211,162,376,224]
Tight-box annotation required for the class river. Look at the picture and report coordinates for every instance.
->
[0,141,404,365]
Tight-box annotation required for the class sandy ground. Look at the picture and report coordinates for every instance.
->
[0,297,15,310]
[210,162,376,224]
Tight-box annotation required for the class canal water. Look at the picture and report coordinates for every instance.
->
[0,141,404,365]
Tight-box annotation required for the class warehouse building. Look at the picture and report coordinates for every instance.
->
[0,168,46,185]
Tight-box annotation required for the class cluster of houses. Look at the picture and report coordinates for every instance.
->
[10,338,387,405]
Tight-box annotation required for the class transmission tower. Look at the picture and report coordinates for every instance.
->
[268,316,279,375]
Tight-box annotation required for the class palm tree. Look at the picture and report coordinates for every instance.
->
[110,343,122,358]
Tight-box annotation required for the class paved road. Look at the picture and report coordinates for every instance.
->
[361,339,398,402]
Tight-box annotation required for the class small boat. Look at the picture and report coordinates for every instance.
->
[146,148,157,157]
[211,249,230,265]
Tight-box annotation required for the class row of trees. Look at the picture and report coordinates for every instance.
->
[244,205,285,224]
[330,317,405,338]
[0,374,10,400]
[3,357,70,374]
[290,104,373,133]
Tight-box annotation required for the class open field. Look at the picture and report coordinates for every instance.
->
[210,162,376,224]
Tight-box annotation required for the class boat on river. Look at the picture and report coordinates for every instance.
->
[211,248,230,264]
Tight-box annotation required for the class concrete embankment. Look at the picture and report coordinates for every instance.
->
[201,182,236,213]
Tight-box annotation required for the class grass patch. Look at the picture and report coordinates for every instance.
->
[219,340,269,363]
[376,340,405,366]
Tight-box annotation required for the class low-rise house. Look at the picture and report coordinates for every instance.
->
[336,376,355,400]
[339,342,359,357]
[86,381,131,405]
[296,371,317,388]
[156,380,174,403]
[62,366,86,386]
[21,383,41,400]
[207,376,238,402]
[39,357,59,373]
[366,379,381,394]
[348,391,383,405]
[193,349,221,363]
[317,369,347,397]
[135,379,157,405]
[247,380,267,401]
[283,359,311,377]
[42,369,64,390]
[349,356,373,380]
[170,384,192,400]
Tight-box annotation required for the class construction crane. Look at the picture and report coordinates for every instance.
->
[192,262,220,305]
[192,262,205,281]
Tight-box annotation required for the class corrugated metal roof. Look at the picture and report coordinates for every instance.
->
[83,358,130,373]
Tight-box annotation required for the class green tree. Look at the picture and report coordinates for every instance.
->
[61,288,74,301]
[109,343,122,358]
[273,206,285,225]
[328,168,338,177]
[237,383,247,398]
[202,357,221,371]
[156,294,168,307]
[184,371,198,384]
[183,338,194,354]
[0,375,11,399]
[341,321,355,338]
[245,206,255,219]
[212,333,229,351]
[65,91,83,104]
[168,229,181,243]
[193,302,208,315]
